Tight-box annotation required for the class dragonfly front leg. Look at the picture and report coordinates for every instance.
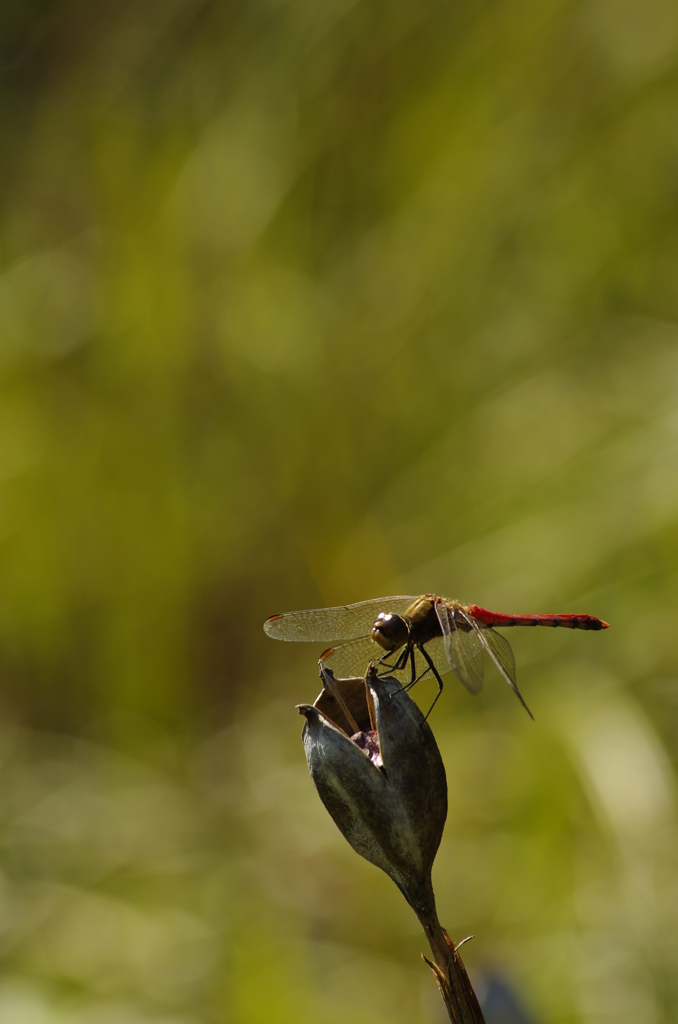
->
[376,643,413,676]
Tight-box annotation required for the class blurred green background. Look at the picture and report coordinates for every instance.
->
[0,0,677,1020]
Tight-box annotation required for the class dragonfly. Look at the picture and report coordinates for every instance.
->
[264,594,609,718]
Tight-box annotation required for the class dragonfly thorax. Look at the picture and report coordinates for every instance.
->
[371,612,410,652]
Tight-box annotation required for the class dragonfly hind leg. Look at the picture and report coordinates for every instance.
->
[415,644,444,720]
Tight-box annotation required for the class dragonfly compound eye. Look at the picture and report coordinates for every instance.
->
[371,612,409,652]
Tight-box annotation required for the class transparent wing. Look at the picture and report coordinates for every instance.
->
[435,600,455,670]
[264,595,418,643]
[445,627,485,694]
[432,599,482,693]
[456,607,533,718]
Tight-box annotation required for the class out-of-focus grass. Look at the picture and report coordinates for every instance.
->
[1,0,678,1020]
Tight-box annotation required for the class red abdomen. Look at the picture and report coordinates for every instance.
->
[466,605,609,631]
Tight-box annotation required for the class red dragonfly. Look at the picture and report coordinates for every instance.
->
[264,594,609,718]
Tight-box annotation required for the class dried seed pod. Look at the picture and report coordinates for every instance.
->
[298,664,447,917]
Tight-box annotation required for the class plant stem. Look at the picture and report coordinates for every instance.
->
[417,906,486,1024]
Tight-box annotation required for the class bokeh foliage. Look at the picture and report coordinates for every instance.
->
[0,0,678,1020]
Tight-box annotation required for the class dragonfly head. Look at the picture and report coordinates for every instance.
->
[371,612,409,652]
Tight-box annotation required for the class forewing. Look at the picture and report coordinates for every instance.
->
[457,608,533,718]
[264,595,417,642]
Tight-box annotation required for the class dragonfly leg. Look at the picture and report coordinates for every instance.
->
[390,644,440,703]
[407,645,417,685]
[382,645,420,700]
[390,645,444,718]
[416,644,444,720]
[376,644,411,675]
[402,648,431,691]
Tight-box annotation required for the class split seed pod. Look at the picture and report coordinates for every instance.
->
[298,664,447,918]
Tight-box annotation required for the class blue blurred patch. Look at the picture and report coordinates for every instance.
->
[478,972,534,1024]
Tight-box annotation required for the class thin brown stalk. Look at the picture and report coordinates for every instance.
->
[417,906,486,1024]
